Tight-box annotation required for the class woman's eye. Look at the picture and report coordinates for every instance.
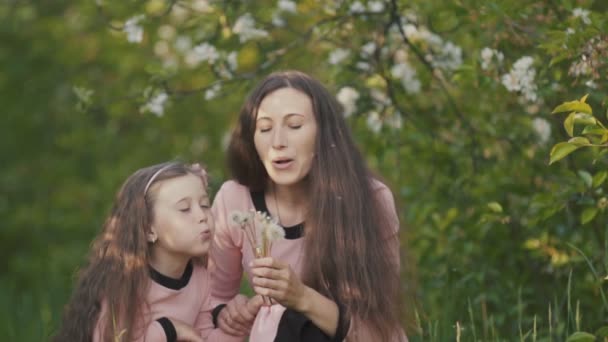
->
[179,207,190,213]
[289,124,302,129]
[259,127,271,133]
[200,204,210,209]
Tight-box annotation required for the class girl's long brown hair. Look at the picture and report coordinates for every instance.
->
[53,161,201,342]
[228,71,404,340]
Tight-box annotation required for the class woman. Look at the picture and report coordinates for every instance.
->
[210,70,407,341]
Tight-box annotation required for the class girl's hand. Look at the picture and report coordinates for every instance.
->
[250,257,309,312]
[169,318,203,342]
[217,294,257,336]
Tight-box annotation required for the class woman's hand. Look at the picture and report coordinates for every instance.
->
[169,318,203,342]
[250,257,309,312]
[217,294,260,336]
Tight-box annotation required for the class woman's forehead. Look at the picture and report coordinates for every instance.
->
[257,87,313,119]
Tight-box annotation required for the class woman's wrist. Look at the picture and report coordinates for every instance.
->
[296,285,314,313]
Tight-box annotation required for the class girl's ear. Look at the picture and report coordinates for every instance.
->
[147,228,158,243]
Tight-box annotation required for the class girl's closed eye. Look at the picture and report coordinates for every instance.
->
[179,206,191,213]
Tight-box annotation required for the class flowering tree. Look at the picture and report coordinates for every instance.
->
[1,0,608,340]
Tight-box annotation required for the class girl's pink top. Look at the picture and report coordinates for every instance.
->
[210,179,408,341]
[93,262,243,342]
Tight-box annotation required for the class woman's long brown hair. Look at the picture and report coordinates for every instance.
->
[228,70,404,340]
[53,161,201,342]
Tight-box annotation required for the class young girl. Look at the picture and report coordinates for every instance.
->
[53,161,261,342]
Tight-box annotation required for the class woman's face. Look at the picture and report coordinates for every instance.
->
[254,87,318,187]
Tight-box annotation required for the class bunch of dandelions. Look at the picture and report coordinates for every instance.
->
[230,210,285,258]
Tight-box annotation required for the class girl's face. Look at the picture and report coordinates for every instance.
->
[253,87,318,187]
[150,173,214,259]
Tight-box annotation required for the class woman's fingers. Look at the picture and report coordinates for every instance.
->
[250,266,285,280]
[252,275,284,291]
[250,257,286,269]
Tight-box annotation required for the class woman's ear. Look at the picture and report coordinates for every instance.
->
[147,228,158,243]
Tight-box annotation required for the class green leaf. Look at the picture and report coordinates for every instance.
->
[578,170,593,188]
[581,207,598,225]
[566,331,596,342]
[564,112,576,137]
[580,94,589,103]
[595,326,608,337]
[593,171,608,188]
[549,142,581,164]
[568,137,591,146]
[574,113,597,126]
[487,202,503,213]
[581,126,607,136]
[552,100,593,115]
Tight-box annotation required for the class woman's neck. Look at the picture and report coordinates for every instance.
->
[149,248,190,279]
[267,181,308,226]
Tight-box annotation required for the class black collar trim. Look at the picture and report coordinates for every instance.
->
[149,260,193,290]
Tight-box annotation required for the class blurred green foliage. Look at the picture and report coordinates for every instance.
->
[1,0,608,340]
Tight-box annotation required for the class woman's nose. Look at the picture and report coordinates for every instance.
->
[272,127,287,149]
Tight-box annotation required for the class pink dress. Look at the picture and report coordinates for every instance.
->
[210,180,408,341]
[93,262,243,342]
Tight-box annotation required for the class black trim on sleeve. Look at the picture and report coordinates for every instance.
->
[273,303,350,342]
[250,191,304,239]
[211,304,227,328]
[156,317,177,342]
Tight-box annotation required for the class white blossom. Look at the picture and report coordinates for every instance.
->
[174,35,192,53]
[480,47,504,70]
[566,28,575,35]
[328,48,350,65]
[143,92,168,117]
[189,42,220,66]
[434,41,463,71]
[360,42,376,56]
[366,111,382,133]
[573,8,591,25]
[158,25,176,40]
[192,0,213,12]
[391,62,421,94]
[370,89,391,106]
[278,0,297,13]
[336,86,360,118]
[227,51,238,71]
[501,56,537,102]
[124,15,144,43]
[532,118,551,144]
[154,40,170,57]
[386,112,403,130]
[349,1,365,13]
[272,12,286,27]
[585,79,597,89]
[356,61,371,71]
[368,1,384,13]
[205,83,221,100]
[233,13,269,43]
[171,5,189,22]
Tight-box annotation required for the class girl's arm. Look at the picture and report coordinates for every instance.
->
[194,270,264,341]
